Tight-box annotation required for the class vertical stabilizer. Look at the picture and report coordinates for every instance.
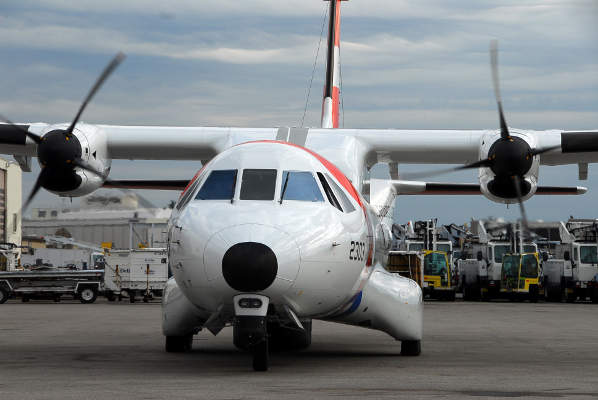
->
[321,0,345,128]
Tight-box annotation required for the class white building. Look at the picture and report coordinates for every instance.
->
[0,157,22,270]
[24,193,171,250]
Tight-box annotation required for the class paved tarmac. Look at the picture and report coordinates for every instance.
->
[1,300,597,399]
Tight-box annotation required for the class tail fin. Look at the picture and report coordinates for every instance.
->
[321,0,345,128]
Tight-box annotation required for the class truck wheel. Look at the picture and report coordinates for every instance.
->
[0,287,9,304]
[129,291,136,303]
[79,288,98,304]
[165,334,193,352]
[401,340,421,356]
[106,292,116,302]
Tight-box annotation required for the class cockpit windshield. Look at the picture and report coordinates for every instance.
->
[280,171,324,202]
[240,169,277,200]
[196,170,237,200]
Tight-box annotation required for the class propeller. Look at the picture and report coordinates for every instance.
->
[1,52,126,214]
[402,41,559,240]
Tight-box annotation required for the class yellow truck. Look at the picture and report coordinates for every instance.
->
[500,252,543,302]
[422,250,456,301]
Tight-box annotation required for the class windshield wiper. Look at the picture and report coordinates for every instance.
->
[280,172,291,204]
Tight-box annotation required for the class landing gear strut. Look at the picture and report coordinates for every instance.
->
[232,294,270,371]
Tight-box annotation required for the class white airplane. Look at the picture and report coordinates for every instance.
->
[1,0,597,371]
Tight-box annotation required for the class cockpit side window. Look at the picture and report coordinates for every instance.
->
[280,171,324,202]
[177,179,201,210]
[196,170,238,200]
[240,169,277,200]
[317,172,342,212]
[325,173,356,213]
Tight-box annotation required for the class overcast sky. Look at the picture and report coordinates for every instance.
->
[1,0,597,224]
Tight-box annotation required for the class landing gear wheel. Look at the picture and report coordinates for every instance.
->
[252,340,269,371]
[79,288,98,304]
[165,334,193,353]
[401,340,421,356]
[0,287,9,304]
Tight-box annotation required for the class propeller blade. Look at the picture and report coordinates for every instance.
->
[490,40,510,140]
[0,114,43,144]
[401,158,493,180]
[67,52,126,134]
[530,144,561,156]
[511,175,530,235]
[21,173,44,214]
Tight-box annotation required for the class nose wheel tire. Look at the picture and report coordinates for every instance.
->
[252,339,269,371]
[401,340,421,356]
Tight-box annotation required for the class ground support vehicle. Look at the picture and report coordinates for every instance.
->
[541,220,598,302]
[0,269,103,304]
[104,248,168,303]
[499,253,543,302]
[422,250,455,301]
[457,220,537,300]
[457,259,487,300]
[386,251,423,287]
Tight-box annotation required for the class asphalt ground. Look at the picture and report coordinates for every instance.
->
[1,299,597,400]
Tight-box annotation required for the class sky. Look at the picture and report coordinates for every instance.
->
[1,0,597,224]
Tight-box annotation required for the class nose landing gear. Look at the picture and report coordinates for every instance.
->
[232,294,270,371]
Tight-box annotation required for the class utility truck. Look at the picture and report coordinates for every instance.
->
[392,220,456,300]
[542,219,598,302]
[104,248,168,302]
[457,220,537,300]
[499,252,543,302]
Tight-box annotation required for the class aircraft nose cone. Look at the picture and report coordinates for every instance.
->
[222,242,278,292]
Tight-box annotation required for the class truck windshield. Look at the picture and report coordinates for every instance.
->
[408,243,424,251]
[424,252,447,276]
[520,254,538,278]
[580,246,598,264]
[502,255,520,279]
[494,245,510,263]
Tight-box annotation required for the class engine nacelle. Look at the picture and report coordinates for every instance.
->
[37,123,111,197]
[478,130,539,204]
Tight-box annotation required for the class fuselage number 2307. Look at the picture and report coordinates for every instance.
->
[349,241,366,262]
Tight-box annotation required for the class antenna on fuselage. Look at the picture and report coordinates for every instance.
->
[321,0,347,129]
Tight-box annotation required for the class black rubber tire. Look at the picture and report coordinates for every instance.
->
[447,290,456,302]
[252,339,269,371]
[0,287,9,304]
[165,334,193,353]
[79,288,98,304]
[22,295,30,303]
[53,295,61,303]
[143,296,149,303]
[401,340,421,356]
[129,291,136,303]
[106,293,116,302]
